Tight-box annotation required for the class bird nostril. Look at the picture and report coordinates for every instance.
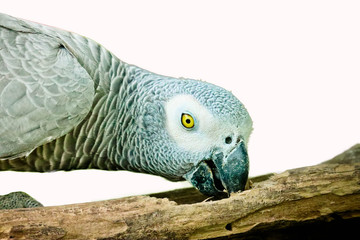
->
[225,136,232,144]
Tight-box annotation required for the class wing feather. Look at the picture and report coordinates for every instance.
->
[0,14,95,159]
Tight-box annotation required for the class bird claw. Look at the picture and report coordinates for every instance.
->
[0,191,43,210]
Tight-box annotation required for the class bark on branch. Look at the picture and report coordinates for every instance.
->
[1,144,360,240]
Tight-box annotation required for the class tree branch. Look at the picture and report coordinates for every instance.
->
[1,144,359,240]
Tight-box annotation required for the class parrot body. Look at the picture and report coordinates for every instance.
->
[0,13,252,209]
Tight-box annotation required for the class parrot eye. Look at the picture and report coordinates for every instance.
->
[181,113,195,129]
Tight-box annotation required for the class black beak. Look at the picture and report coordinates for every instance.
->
[184,141,249,198]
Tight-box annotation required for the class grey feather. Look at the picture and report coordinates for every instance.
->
[0,14,94,159]
[0,12,253,193]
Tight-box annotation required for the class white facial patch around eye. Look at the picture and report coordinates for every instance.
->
[165,94,225,153]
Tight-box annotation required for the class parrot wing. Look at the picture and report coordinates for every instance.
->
[0,13,95,159]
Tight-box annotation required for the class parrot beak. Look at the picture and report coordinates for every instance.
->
[184,141,249,198]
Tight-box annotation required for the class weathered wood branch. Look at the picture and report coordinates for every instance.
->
[1,144,359,240]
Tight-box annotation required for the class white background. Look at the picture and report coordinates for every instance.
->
[1,0,360,206]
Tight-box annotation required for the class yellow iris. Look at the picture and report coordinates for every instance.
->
[181,113,194,129]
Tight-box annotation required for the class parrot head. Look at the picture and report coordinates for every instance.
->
[165,93,252,198]
[125,68,253,198]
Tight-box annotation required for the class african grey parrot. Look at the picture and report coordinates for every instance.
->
[0,13,252,209]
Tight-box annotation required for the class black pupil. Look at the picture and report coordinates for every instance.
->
[225,137,232,144]
[186,119,191,124]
